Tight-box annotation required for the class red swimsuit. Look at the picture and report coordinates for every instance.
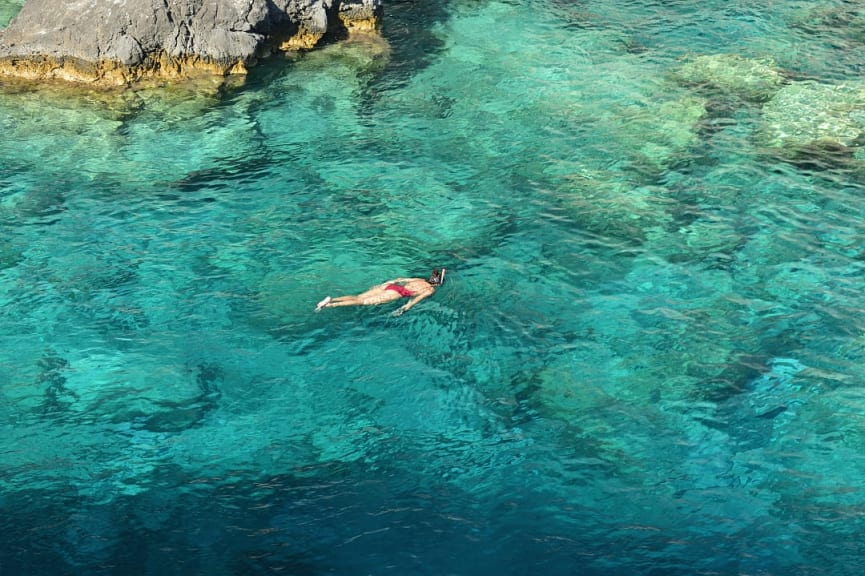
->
[384,284,414,297]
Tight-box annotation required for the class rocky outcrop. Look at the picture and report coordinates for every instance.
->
[672,53,785,102]
[0,0,382,87]
[758,81,865,149]
[756,80,865,168]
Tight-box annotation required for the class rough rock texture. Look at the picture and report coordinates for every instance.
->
[672,53,786,102]
[759,81,865,148]
[749,79,865,173]
[0,0,382,86]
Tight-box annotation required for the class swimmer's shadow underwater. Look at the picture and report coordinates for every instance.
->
[315,268,446,317]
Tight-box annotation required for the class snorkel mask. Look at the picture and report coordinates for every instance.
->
[429,268,446,286]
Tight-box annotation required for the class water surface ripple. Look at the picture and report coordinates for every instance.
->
[2,0,865,574]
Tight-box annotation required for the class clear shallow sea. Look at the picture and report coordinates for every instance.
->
[3,0,865,574]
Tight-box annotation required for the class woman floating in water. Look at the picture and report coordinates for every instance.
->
[316,268,446,316]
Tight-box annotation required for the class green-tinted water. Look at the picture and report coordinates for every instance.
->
[3,0,865,573]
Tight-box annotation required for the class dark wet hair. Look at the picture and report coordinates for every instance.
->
[429,268,445,286]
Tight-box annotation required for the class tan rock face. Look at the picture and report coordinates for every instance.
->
[0,54,250,87]
[277,32,327,52]
[0,0,383,88]
[339,16,379,33]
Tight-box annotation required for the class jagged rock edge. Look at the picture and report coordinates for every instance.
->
[0,0,383,88]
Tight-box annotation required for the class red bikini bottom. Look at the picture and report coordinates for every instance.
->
[384,284,414,297]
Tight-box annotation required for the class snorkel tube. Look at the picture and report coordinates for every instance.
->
[429,268,446,286]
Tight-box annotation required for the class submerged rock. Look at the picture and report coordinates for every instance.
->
[0,0,382,87]
[0,239,22,271]
[602,93,707,175]
[757,80,865,164]
[673,53,786,102]
[557,168,675,244]
[792,4,865,46]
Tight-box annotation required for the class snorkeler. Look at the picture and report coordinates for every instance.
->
[315,268,446,316]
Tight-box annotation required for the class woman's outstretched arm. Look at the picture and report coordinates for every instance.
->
[392,289,434,316]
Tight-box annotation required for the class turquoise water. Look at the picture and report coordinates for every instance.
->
[3,0,865,573]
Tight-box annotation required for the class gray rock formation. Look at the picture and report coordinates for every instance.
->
[0,0,382,86]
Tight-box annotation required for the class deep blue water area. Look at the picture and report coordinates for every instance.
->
[4,0,865,574]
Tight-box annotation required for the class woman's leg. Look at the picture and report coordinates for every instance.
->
[317,286,402,310]
[326,295,363,307]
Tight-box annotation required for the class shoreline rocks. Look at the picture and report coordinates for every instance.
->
[0,0,382,88]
